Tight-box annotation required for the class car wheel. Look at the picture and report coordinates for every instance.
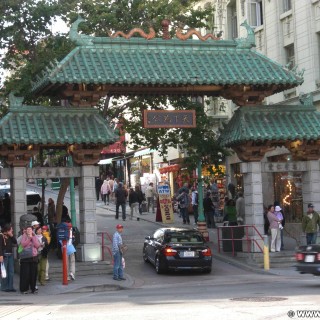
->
[143,247,149,263]
[155,255,166,274]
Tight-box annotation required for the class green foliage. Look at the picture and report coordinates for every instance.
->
[0,0,226,172]
[107,96,229,170]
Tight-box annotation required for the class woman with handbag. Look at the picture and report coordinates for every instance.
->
[0,224,17,292]
[19,226,41,294]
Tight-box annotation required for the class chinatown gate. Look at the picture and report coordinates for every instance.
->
[1,18,313,260]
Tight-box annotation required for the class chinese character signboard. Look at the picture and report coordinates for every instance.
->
[263,162,307,173]
[158,185,174,223]
[143,110,196,128]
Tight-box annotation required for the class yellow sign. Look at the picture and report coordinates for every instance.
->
[158,185,174,223]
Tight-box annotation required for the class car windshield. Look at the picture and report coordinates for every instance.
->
[165,232,204,244]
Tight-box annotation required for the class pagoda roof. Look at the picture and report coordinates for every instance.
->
[0,95,117,145]
[31,18,303,106]
[219,104,320,147]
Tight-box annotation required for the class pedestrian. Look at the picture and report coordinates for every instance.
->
[0,224,17,292]
[128,187,139,220]
[41,225,51,281]
[191,187,199,224]
[177,188,190,225]
[236,192,245,225]
[274,201,285,250]
[115,182,128,221]
[19,226,41,294]
[47,198,56,227]
[108,176,115,202]
[267,205,281,252]
[145,182,156,213]
[95,176,103,201]
[100,178,111,205]
[112,224,126,281]
[113,178,119,203]
[302,203,320,245]
[203,192,216,228]
[35,226,49,286]
[135,185,145,214]
[66,223,76,281]
[61,203,71,223]
[224,199,237,226]
[31,207,44,226]
[31,220,40,231]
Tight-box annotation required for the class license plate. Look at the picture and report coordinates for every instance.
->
[182,251,195,257]
[305,255,315,263]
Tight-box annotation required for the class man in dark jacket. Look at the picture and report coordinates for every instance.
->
[115,183,128,221]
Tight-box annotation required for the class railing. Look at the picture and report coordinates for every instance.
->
[97,231,113,261]
[217,224,264,256]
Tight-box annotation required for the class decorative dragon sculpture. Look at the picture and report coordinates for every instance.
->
[175,25,220,41]
[107,27,156,40]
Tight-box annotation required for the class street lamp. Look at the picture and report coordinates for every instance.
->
[197,159,209,241]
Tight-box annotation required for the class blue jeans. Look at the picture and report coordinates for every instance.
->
[113,251,124,279]
[1,254,15,291]
[306,233,317,245]
[116,203,126,220]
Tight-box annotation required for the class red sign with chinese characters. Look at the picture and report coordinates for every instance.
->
[101,123,125,154]
[143,110,196,128]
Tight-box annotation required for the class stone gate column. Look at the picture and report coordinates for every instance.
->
[240,162,264,252]
[11,166,27,235]
[302,160,320,211]
[77,165,101,261]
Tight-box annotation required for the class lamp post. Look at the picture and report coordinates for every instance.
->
[68,156,76,227]
[197,159,209,241]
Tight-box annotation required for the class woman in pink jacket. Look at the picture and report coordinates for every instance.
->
[100,179,112,205]
[19,226,41,294]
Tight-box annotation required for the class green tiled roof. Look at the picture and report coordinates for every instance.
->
[218,105,320,147]
[0,104,117,145]
[31,20,303,96]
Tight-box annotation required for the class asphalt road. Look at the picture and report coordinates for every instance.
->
[12,185,319,320]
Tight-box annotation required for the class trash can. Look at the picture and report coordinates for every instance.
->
[222,222,244,252]
[51,178,61,190]
[36,178,47,187]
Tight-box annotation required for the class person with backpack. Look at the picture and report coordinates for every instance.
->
[191,187,199,225]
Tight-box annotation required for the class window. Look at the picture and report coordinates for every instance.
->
[283,0,292,13]
[231,9,238,38]
[285,44,295,69]
[248,0,263,27]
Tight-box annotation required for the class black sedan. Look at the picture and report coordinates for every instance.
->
[295,244,320,276]
[142,227,212,274]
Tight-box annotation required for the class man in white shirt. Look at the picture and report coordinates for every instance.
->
[145,183,156,213]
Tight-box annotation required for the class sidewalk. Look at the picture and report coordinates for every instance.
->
[3,195,298,296]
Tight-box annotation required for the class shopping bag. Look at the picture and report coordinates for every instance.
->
[1,262,7,278]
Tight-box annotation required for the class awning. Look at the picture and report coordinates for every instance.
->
[133,148,155,157]
[98,158,113,165]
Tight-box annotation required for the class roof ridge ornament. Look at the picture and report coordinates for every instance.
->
[8,92,23,110]
[107,27,156,40]
[175,23,221,41]
[235,20,256,49]
[299,93,313,106]
[69,16,93,45]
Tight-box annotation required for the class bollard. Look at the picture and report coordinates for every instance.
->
[263,235,270,270]
[62,239,68,285]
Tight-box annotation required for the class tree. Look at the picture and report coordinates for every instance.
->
[0,0,226,183]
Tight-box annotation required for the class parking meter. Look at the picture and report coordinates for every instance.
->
[57,223,70,285]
